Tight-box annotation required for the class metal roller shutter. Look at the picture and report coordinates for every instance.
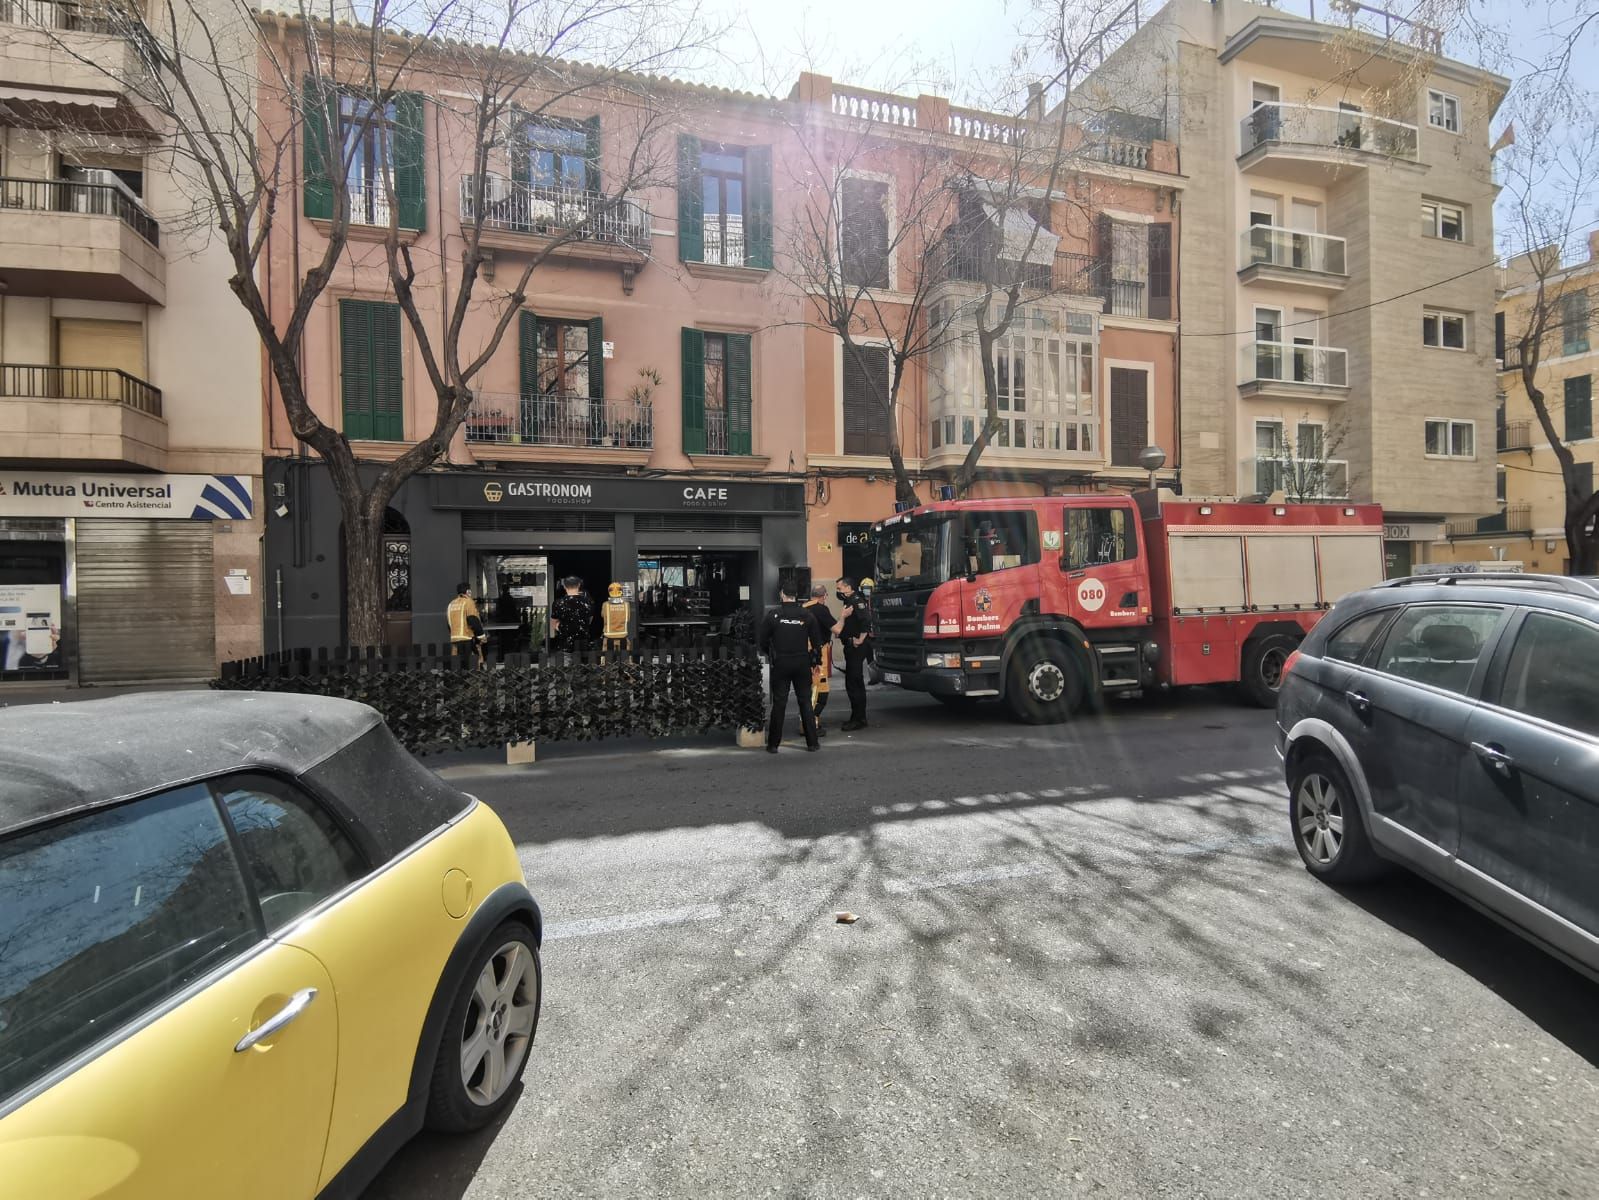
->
[76,520,214,683]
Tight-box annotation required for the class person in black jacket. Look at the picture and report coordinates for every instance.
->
[837,577,872,730]
[759,585,824,753]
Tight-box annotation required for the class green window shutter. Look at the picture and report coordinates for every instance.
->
[745,145,773,270]
[519,310,541,442]
[726,332,752,455]
[587,316,605,399]
[677,134,703,263]
[1566,374,1593,441]
[371,302,404,440]
[681,327,706,454]
[394,92,426,231]
[339,300,371,439]
[303,77,333,220]
[583,115,602,193]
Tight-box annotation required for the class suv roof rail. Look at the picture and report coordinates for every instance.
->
[1379,573,1599,597]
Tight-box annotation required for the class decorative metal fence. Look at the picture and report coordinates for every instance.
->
[213,642,765,754]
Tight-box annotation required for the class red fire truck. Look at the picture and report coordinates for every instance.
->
[869,491,1385,722]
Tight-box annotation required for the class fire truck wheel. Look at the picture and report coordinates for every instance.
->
[1240,634,1299,708]
[1005,639,1084,724]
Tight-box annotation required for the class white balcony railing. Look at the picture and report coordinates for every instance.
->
[460,175,650,249]
[1249,457,1350,500]
[1241,340,1349,388]
[1240,103,1419,163]
[347,181,392,228]
[703,214,745,267]
[1240,225,1347,276]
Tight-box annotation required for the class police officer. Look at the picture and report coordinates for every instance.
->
[759,584,824,753]
[837,577,872,731]
[804,583,837,734]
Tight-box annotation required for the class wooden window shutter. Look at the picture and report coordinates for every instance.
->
[842,344,890,456]
[340,300,374,439]
[371,302,404,440]
[726,332,752,455]
[1148,222,1173,320]
[393,92,426,231]
[677,134,703,263]
[582,115,602,192]
[303,78,333,220]
[681,327,706,453]
[746,145,774,269]
[518,310,541,441]
[1566,374,1593,441]
[1494,311,1506,359]
[588,316,606,399]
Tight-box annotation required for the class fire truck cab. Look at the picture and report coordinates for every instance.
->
[870,491,1385,722]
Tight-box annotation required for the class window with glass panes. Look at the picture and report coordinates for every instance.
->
[1255,420,1284,493]
[701,146,745,266]
[930,302,1096,453]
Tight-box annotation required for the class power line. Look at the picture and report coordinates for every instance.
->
[1179,215,1599,339]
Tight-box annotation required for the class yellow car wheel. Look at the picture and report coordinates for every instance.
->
[424,921,542,1132]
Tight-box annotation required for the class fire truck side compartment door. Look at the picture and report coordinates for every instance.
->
[1167,535,1245,612]
[1317,534,1386,605]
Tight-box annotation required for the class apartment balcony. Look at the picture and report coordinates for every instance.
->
[1238,103,1420,184]
[1238,225,1348,292]
[1239,340,1349,402]
[0,176,165,304]
[0,0,158,100]
[464,391,652,460]
[1498,420,1533,452]
[462,176,650,289]
[1248,456,1350,500]
[0,363,166,469]
[1448,504,1532,538]
[933,244,1146,316]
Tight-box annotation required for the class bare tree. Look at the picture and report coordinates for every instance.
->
[1259,415,1358,504]
[46,0,706,643]
[1499,105,1599,573]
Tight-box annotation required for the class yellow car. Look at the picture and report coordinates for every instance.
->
[0,692,542,1199]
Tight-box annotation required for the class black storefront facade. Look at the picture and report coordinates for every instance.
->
[263,459,807,652]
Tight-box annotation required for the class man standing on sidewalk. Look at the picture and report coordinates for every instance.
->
[447,583,486,664]
[759,585,824,753]
[804,584,837,735]
[837,577,872,731]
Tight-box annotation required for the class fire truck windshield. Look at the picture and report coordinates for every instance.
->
[875,516,955,590]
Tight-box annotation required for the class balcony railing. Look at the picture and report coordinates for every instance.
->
[460,176,650,250]
[1082,139,1151,170]
[702,214,745,267]
[1103,278,1146,317]
[1241,225,1347,276]
[703,409,729,455]
[1250,457,1350,499]
[1498,420,1532,451]
[1240,103,1419,163]
[1,0,129,33]
[1448,505,1531,537]
[0,363,162,416]
[463,392,652,450]
[1242,340,1349,388]
[0,175,159,246]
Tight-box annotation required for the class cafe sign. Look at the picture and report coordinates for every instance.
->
[434,473,802,515]
[0,472,254,520]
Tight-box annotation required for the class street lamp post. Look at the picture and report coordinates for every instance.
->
[1137,445,1167,493]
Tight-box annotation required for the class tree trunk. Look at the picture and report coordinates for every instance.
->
[342,498,386,647]
[887,436,920,508]
[954,322,1003,497]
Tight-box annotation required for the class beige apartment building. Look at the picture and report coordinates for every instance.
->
[0,0,263,685]
[1433,237,1599,574]
[1082,0,1507,575]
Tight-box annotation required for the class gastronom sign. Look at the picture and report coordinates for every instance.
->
[431,473,802,514]
[0,472,254,520]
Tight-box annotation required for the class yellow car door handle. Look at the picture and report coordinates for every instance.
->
[235,987,319,1053]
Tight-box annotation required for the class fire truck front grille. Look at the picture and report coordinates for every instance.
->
[872,594,928,672]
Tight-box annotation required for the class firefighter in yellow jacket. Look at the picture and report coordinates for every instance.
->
[804,584,837,735]
[446,582,486,664]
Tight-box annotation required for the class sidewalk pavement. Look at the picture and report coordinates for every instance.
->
[0,681,209,708]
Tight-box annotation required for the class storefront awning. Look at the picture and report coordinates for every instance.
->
[0,86,158,139]
[982,202,1060,266]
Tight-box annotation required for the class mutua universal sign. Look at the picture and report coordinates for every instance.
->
[0,472,254,520]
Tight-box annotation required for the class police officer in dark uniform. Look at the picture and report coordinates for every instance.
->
[837,577,872,731]
[759,584,824,753]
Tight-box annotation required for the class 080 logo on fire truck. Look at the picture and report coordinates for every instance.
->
[1076,578,1107,612]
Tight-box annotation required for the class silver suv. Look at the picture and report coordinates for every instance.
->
[1275,574,1599,982]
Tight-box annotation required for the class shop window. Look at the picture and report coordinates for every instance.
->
[0,537,67,680]
[339,299,404,441]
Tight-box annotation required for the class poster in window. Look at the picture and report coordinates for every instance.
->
[0,583,65,673]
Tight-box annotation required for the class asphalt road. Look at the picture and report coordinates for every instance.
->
[366,686,1599,1199]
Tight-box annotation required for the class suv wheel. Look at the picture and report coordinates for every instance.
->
[1288,752,1384,883]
